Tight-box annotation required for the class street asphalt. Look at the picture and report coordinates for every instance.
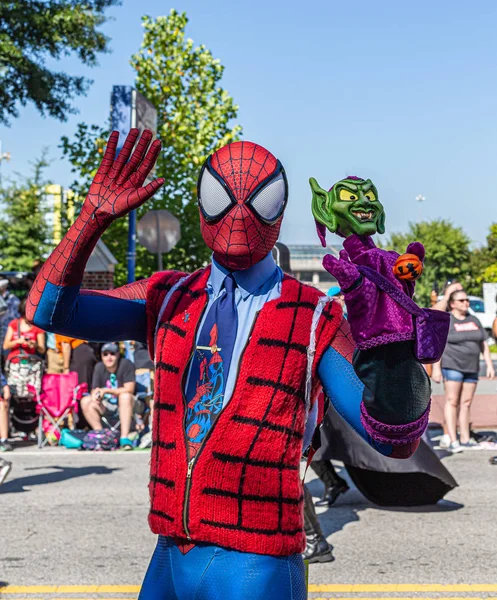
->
[1,440,497,595]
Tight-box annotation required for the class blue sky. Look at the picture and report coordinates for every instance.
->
[1,0,496,248]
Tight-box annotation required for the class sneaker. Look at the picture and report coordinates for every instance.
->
[0,458,12,485]
[139,430,152,449]
[0,440,13,452]
[460,438,483,450]
[120,437,133,451]
[438,434,451,450]
[448,441,463,454]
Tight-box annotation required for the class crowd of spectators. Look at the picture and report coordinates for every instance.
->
[0,278,154,455]
[1,272,496,463]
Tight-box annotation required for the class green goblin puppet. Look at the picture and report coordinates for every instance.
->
[310,176,385,241]
[308,175,449,359]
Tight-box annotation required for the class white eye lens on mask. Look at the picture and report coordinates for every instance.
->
[249,173,287,223]
[198,168,233,220]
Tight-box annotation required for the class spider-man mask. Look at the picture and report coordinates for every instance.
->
[198,141,288,271]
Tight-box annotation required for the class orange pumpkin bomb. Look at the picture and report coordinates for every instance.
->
[392,253,423,281]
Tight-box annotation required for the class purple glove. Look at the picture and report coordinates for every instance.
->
[323,235,425,350]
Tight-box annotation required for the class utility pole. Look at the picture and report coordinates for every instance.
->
[110,85,157,283]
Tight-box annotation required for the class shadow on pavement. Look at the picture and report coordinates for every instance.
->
[307,464,463,539]
[0,465,119,494]
[307,469,370,537]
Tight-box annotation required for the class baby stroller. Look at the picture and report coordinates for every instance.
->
[28,372,88,447]
[5,354,44,435]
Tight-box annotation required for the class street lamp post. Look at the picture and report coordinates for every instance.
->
[137,209,181,271]
[0,140,11,187]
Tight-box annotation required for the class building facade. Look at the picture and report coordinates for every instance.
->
[286,245,341,294]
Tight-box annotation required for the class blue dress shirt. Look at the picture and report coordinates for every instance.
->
[185,253,283,407]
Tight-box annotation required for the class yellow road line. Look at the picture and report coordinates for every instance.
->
[3,585,497,595]
[3,598,497,600]
[0,587,140,594]
[3,597,497,600]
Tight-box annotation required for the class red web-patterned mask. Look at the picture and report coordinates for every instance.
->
[198,141,288,271]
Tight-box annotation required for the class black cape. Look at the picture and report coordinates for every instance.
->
[313,406,457,506]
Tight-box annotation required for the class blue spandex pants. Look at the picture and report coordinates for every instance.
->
[139,536,307,600]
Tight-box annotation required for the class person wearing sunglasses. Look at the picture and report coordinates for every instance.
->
[82,343,136,450]
[433,290,495,452]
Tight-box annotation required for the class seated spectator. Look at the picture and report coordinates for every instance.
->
[0,279,20,362]
[3,298,45,363]
[82,343,136,450]
[0,372,12,452]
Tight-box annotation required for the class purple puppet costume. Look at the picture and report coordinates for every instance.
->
[310,175,449,455]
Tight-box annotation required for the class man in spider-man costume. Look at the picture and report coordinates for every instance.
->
[27,130,432,600]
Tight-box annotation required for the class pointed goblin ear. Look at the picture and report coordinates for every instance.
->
[376,209,386,235]
[310,177,338,236]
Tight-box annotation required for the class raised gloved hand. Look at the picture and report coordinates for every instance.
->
[84,128,164,225]
[26,128,165,322]
[323,235,425,350]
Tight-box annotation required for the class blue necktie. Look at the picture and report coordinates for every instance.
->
[184,274,238,458]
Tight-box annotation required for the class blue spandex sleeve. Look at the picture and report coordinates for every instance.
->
[318,345,394,456]
[33,282,147,343]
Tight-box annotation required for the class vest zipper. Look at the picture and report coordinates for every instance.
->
[183,457,195,539]
[181,308,261,540]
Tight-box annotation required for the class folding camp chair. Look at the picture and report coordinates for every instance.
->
[28,372,88,448]
[101,410,121,433]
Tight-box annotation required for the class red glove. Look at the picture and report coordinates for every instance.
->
[84,128,163,226]
[27,129,164,322]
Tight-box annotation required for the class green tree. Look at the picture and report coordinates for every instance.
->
[486,224,497,256]
[0,0,120,124]
[466,224,497,295]
[384,220,472,306]
[0,156,51,271]
[61,10,241,284]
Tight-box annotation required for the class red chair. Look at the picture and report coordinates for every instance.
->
[28,372,88,448]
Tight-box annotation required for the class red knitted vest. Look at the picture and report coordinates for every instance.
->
[145,266,342,556]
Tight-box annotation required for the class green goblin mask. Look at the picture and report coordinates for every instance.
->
[310,175,385,245]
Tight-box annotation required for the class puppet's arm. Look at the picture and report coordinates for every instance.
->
[317,319,431,458]
[26,129,164,343]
